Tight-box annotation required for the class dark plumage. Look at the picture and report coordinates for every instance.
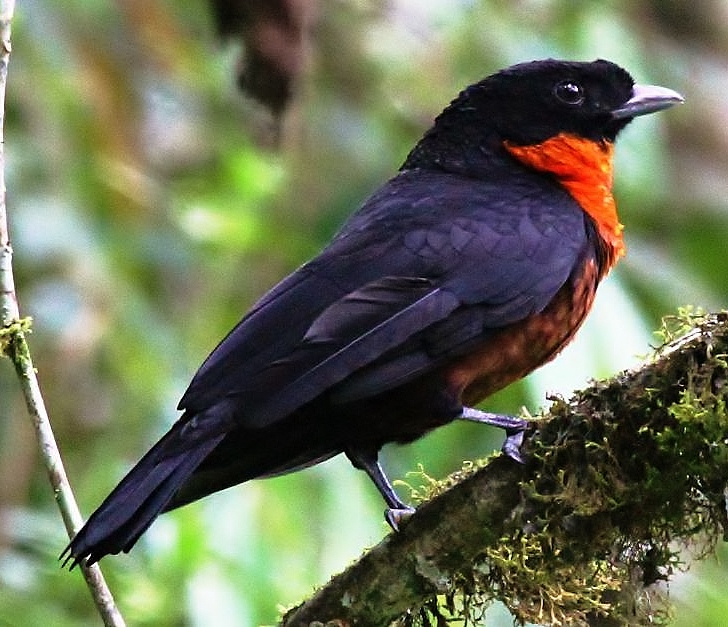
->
[63,59,682,568]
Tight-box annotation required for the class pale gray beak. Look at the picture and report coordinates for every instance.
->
[611,83,684,119]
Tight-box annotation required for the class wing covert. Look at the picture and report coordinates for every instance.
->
[179,168,591,429]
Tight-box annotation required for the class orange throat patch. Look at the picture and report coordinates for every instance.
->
[504,133,625,271]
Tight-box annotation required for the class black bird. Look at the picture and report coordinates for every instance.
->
[63,59,682,567]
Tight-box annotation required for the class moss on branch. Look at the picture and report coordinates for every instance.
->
[280,311,728,627]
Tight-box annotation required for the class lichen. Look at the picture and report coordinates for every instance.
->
[0,315,32,356]
[395,460,491,506]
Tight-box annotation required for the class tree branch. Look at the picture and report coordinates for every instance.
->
[281,311,728,626]
[0,5,125,626]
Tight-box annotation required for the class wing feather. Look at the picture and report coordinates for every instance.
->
[246,280,461,426]
[177,168,589,432]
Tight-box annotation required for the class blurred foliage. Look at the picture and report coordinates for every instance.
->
[0,1,726,625]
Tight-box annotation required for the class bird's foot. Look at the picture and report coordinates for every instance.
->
[459,407,528,464]
[501,429,526,464]
[346,446,415,531]
[385,505,416,531]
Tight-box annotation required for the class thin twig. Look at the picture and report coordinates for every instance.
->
[0,3,125,625]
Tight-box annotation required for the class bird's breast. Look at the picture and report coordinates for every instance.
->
[446,255,601,406]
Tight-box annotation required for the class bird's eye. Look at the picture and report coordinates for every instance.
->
[554,80,585,105]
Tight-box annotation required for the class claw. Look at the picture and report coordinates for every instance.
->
[385,506,416,531]
[459,406,528,463]
[501,429,526,464]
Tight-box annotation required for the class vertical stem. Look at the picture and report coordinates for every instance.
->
[0,3,125,625]
[0,1,16,325]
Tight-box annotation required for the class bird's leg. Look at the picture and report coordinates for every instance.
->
[459,407,527,464]
[346,447,415,531]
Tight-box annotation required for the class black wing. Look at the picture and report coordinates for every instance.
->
[180,168,588,428]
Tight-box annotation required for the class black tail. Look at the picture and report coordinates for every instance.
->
[61,431,224,569]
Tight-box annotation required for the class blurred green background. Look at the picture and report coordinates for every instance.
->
[0,1,726,625]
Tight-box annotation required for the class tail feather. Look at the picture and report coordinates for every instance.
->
[61,433,224,569]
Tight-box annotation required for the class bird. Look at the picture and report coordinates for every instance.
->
[62,59,682,568]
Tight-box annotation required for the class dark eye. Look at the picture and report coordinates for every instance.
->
[554,80,585,105]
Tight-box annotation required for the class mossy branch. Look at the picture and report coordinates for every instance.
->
[281,310,728,627]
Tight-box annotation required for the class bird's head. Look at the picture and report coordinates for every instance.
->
[468,58,681,144]
[403,59,683,172]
